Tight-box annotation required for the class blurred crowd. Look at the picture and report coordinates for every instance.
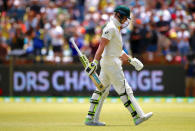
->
[0,0,195,64]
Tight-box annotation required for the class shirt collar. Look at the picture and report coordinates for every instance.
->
[110,16,121,28]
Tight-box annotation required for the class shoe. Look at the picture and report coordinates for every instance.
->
[85,118,106,126]
[134,112,153,125]
[93,121,106,126]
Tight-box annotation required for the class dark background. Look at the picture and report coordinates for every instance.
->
[0,64,185,97]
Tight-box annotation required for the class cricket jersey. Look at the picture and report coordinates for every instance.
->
[101,16,123,58]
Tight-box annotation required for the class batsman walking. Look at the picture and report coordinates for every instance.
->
[84,5,153,126]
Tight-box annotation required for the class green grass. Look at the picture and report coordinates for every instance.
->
[0,102,195,131]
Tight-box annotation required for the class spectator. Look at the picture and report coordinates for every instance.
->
[30,0,41,14]
[189,24,195,53]
[10,28,24,50]
[89,26,101,58]
[69,30,85,63]
[46,2,58,22]
[49,20,64,62]
[157,31,171,55]
[32,25,44,56]
[177,24,190,57]
[8,26,26,56]
[146,24,158,53]
[7,0,26,21]
[0,0,8,12]
[139,24,152,54]
[0,31,8,63]
[130,25,142,55]
[156,14,170,35]
[169,30,178,55]
[24,28,34,55]
[0,0,194,65]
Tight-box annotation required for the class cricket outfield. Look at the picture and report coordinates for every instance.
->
[0,97,195,131]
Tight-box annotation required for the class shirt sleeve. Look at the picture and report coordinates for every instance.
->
[101,27,114,40]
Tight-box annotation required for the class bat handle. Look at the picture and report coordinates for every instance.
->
[70,37,83,56]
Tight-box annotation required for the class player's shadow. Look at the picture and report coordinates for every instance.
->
[105,124,130,127]
[80,124,130,127]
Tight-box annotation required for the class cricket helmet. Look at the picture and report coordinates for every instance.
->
[114,5,130,19]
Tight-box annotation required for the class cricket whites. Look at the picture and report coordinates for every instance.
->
[70,38,105,91]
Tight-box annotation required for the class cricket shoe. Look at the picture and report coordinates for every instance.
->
[85,118,106,126]
[134,112,153,125]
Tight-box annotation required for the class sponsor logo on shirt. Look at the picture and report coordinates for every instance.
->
[105,31,109,34]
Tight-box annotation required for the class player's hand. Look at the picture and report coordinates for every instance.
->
[129,58,144,71]
[119,53,130,64]
[85,60,98,75]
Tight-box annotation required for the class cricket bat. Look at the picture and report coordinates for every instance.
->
[70,38,105,91]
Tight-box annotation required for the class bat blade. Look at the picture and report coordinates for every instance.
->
[90,73,105,91]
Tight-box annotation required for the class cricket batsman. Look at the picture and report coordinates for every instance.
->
[84,5,153,126]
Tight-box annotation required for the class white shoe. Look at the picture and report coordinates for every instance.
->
[93,121,106,126]
[134,112,153,125]
[85,118,106,126]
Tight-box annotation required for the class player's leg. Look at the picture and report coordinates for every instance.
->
[94,86,110,122]
[115,80,153,125]
[125,80,153,125]
[106,62,152,125]
[119,91,140,121]
[85,90,101,119]
[124,80,144,117]
[111,79,144,124]
[85,69,110,126]
[85,89,105,126]
[105,64,139,123]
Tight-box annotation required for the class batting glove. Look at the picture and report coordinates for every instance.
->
[129,57,144,71]
[85,59,98,75]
